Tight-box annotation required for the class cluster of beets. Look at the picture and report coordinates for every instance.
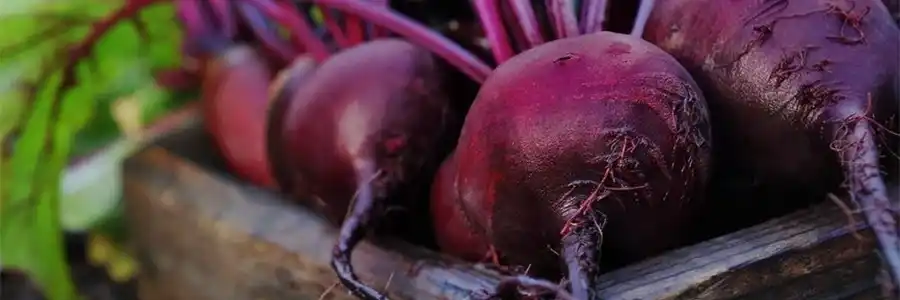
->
[59,0,899,299]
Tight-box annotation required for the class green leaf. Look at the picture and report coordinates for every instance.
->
[1,67,78,300]
[140,4,182,69]
[1,1,184,299]
[0,90,26,139]
[59,83,175,232]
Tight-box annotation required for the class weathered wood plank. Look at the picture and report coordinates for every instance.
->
[595,202,883,299]
[124,124,889,300]
[123,128,500,300]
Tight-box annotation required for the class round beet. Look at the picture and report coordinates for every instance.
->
[643,0,900,289]
[199,44,278,188]
[452,31,712,299]
[266,55,318,192]
[431,152,492,262]
[270,39,453,300]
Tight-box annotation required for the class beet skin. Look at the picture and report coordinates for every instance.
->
[431,152,492,262]
[450,31,712,299]
[199,44,278,188]
[269,39,453,300]
[643,0,900,289]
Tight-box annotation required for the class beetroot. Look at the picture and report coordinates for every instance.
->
[269,39,453,300]
[198,44,278,188]
[430,152,492,262]
[448,31,712,299]
[266,55,319,191]
[642,0,900,290]
[177,0,284,188]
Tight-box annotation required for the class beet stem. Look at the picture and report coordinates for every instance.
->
[473,0,515,64]
[249,0,330,61]
[838,119,900,292]
[320,8,351,47]
[510,0,545,49]
[495,275,576,300]
[314,0,492,83]
[177,0,207,42]
[234,1,296,64]
[331,165,387,300]
[208,0,237,39]
[547,0,580,38]
[62,0,164,90]
[580,0,608,33]
[499,1,529,53]
[630,0,656,37]
[346,14,365,44]
[369,0,390,38]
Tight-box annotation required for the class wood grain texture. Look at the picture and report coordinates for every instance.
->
[124,124,889,300]
[124,124,500,300]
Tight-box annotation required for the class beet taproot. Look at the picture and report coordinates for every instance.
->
[448,31,712,299]
[642,0,900,290]
[269,39,453,300]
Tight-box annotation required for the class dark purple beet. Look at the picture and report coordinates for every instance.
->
[452,32,712,299]
[269,39,453,300]
[643,0,900,290]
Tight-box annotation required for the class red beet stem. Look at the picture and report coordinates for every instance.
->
[177,0,207,40]
[248,0,330,62]
[370,0,390,37]
[208,0,236,39]
[40,0,163,148]
[510,0,545,49]
[232,1,295,64]
[500,1,529,53]
[314,0,491,83]
[473,0,515,64]
[630,0,655,37]
[62,0,163,70]
[320,9,351,47]
[331,163,387,300]
[75,0,162,51]
[548,0,580,38]
[580,0,608,33]
[834,117,900,289]
[346,14,365,45]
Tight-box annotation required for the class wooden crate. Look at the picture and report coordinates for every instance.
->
[123,120,889,300]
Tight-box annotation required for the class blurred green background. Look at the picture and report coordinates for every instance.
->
[1,1,193,299]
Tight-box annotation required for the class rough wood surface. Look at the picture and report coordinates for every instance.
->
[124,124,888,300]
[124,123,500,300]
[597,203,884,300]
